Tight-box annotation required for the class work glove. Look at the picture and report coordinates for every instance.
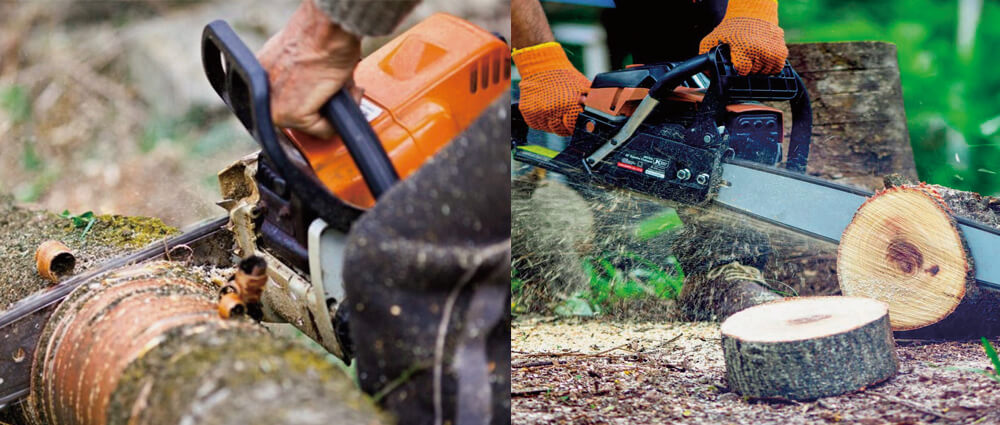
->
[512,42,590,136]
[699,0,788,76]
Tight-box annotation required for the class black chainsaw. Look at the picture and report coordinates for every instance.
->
[511,46,1000,290]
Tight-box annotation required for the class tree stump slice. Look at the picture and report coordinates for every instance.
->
[721,296,898,401]
[838,185,971,332]
[838,183,1000,338]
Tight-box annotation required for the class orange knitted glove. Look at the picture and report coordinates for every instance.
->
[699,0,788,76]
[513,42,590,136]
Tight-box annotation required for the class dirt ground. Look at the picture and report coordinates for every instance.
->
[512,316,1000,424]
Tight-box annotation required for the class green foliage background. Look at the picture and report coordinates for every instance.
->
[781,0,1000,194]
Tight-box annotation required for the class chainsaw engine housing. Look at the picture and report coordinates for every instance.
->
[513,48,810,205]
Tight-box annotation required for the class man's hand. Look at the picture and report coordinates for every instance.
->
[257,0,361,139]
[699,0,788,76]
[513,42,590,137]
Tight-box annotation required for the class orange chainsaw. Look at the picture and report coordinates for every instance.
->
[201,13,510,360]
[0,14,510,407]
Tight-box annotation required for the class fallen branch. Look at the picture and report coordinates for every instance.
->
[512,388,551,397]
[23,261,386,425]
[512,360,555,369]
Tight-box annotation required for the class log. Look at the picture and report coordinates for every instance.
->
[721,296,898,400]
[838,183,1000,338]
[787,42,918,188]
[21,260,386,425]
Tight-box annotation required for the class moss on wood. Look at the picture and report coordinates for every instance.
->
[0,195,178,311]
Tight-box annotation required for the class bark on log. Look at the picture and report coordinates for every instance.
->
[764,42,918,297]
[839,183,1000,339]
[721,296,898,400]
[787,42,918,188]
[22,261,385,425]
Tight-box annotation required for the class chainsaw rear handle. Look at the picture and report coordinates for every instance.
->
[201,20,399,206]
[646,45,812,173]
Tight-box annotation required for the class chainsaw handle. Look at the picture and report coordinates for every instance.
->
[646,53,712,101]
[320,92,399,198]
[201,20,398,206]
[646,45,812,173]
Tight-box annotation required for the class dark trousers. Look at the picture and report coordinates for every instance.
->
[603,0,727,68]
[343,95,511,425]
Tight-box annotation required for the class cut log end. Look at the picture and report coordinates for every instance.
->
[721,296,898,401]
[837,185,971,331]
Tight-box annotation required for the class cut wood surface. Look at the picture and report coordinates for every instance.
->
[838,185,970,331]
[721,296,898,401]
[839,183,1000,339]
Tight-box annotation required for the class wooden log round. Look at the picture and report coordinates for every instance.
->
[838,183,1000,339]
[721,296,898,400]
[838,185,973,332]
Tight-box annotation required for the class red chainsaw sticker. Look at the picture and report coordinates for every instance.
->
[616,162,644,173]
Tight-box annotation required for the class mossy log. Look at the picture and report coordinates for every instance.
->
[0,196,179,311]
[838,183,1000,339]
[721,296,898,400]
[22,261,385,425]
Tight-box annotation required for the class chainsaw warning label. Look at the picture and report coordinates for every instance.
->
[359,97,384,122]
[620,153,668,179]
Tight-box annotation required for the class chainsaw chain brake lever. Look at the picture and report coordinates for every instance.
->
[201,20,399,219]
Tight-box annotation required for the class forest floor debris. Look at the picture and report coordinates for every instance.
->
[512,316,1000,424]
[0,195,178,311]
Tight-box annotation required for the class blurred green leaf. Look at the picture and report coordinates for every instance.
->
[635,208,683,240]
[0,85,30,123]
[60,210,97,241]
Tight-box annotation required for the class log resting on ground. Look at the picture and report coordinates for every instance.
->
[839,182,1000,339]
[721,296,898,400]
[23,261,385,425]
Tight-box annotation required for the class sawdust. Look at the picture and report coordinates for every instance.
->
[0,195,178,311]
[512,178,595,312]
[511,168,841,320]
[513,317,1000,424]
[512,169,690,317]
